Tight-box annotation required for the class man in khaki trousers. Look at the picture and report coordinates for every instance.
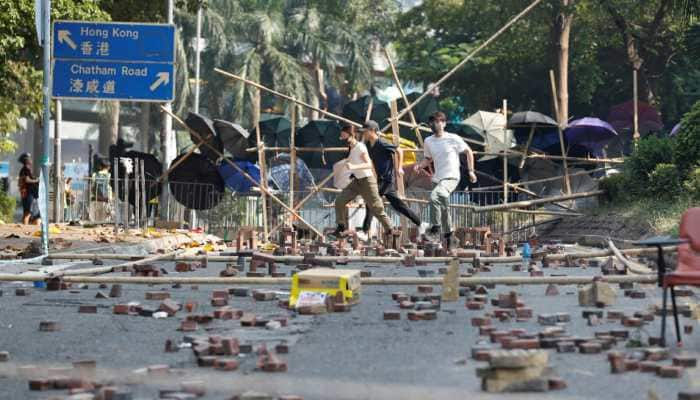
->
[334,124,396,237]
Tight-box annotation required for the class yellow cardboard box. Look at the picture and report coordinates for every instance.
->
[290,268,362,307]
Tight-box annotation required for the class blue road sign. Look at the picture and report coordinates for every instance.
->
[52,59,174,101]
[53,21,174,63]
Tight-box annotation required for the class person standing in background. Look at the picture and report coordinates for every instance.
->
[18,153,40,225]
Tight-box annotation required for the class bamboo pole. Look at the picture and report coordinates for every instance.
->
[215,68,362,129]
[519,125,536,169]
[0,273,656,286]
[390,100,408,233]
[289,104,297,228]
[607,239,652,275]
[474,190,603,212]
[633,69,640,143]
[255,123,269,240]
[384,48,423,146]
[47,245,676,265]
[48,250,182,277]
[389,0,544,125]
[510,209,582,217]
[502,99,510,240]
[159,106,324,238]
[549,70,572,197]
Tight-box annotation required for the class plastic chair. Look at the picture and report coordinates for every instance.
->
[661,207,700,346]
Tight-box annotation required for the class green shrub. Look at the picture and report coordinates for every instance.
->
[624,135,674,194]
[648,163,682,199]
[674,100,700,175]
[598,173,629,203]
[0,190,15,223]
[683,166,700,200]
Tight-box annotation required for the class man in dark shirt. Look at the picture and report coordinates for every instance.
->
[359,121,424,235]
[18,153,40,225]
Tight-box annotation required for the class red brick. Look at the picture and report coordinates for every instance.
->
[211,298,228,307]
[417,285,433,293]
[78,305,97,314]
[214,358,239,371]
[466,301,484,310]
[399,300,415,309]
[275,343,289,354]
[471,317,491,327]
[639,361,660,373]
[623,359,639,371]
[221,338,240,356]
[515,307,533,319]
[179,320,197,332]
[197,356,217,367]
[579,342,602,354]
[548,377,567,390]
[28,379,51,391]
[175,262,192,272]
[180,381,206,397]
[479,326,496,336]
[15,288,30,296]
[39,321,59,332]
[211,289,229,300]
[673,356,697,367]
[253,290,277,301]
[159,299,181,316]
[240,313,256,327]
[145,291,170,300]
[657,365,683,378]
[504,339,540,350]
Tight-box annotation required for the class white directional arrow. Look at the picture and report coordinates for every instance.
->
[149,72,170,91]
[57,30,77,50]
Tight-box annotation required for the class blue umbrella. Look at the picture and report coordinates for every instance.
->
[268,153,315,192]
[564,117,618,157]
[217,160,260,193]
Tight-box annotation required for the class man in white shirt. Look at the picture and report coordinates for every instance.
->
[334,124,396,237]
[413,111,477,246]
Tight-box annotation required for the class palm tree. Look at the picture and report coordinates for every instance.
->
[175,0,377,127]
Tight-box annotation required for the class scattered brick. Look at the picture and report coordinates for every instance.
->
[471,317,491,327]
[685,325,694,334]
[548,377,567,390]
[679,391,700,400]
[622,317,643,327]
[113,303,132,314]
[466,301,484,310]
[253,290,277,301]
[15,288,30,296]
[0,351,8,362]
[407,310,437,321]
[673,355,697,368]
[179,321,197,332]
[610,330,629,339]
[639,361,660,373]
[623,359,639,371]
[95,291,108,299]
[214,358,239,371]
[109,284,122,298]
[145,291,170,300]
[240,313,257,327]
[197,356,217,367]
[515,308,533,319]
[211,298,228,307]
[78,305,97,314]
[578,342,602,354]
[417,285,433,293]
[658,365,684,378]
[607,310,625,320]
[160,299,181,316]
[645,347,670,361]
[28,379,51,391]
[39,321,59,332]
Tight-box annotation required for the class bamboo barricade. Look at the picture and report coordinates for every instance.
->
[384,48,424,146]
[387,0,544,127]
[289,104,297,227]
[608,239,653,275]
[549,69,572,197]
[159,106,324,239]
[255,123,270,240]
[0,273,656,286]
[268,173,335,237]
[47,245,677,265]
[45,250,182,277]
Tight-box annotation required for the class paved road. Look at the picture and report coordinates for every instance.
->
[0,247,697,399]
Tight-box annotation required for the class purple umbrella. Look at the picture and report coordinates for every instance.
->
[564,117,618,157]
[670,122,681,137]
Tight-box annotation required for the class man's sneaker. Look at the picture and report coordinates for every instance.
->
[356,230,369,242]
[418,222,430,237]
[424,225,440,242]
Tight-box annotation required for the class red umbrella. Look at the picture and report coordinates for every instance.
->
[607,100,663,135]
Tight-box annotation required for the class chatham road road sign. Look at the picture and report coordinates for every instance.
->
[51,20,174,102]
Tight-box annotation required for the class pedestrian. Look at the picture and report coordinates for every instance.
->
[90,159,112,222]
[359,120,426,237]
[413,111,477,248]
[17,153,41,225]
[64,177,75,222]
[334,124,398,237]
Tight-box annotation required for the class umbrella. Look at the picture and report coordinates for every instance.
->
[341,96,391,125]
[463,111,513,161]
[268,153,316,192]
[564,117,618,158]
[185,112,224,164]
[507,111,559,129]
[296,120,346,169]
[607,100,663,135]
[214,119,252,161]
[670,122,682,137]
[114,150,163,206]
[259,116,292,148]
[217,159,260,193]
[169,152,224,210]
[446,122,484,149]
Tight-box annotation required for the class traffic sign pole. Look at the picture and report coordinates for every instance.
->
[41,0,51,255]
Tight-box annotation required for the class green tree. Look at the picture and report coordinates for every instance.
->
[0,0,107,154]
